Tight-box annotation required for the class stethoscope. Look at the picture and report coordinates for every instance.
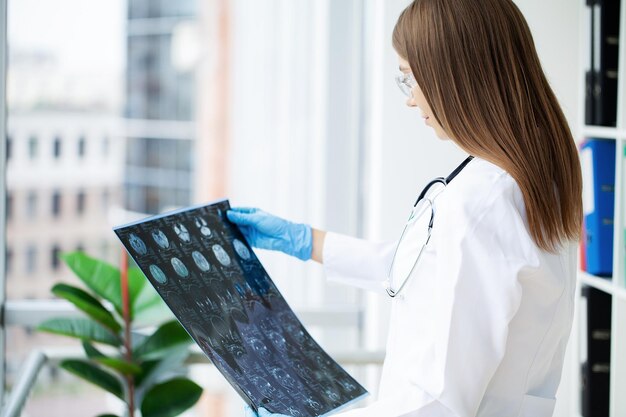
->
[385,155,475,298]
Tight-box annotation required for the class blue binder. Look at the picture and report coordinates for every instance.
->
[581,138,615,276]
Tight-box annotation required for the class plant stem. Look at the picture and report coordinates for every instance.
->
[121,249,135,417]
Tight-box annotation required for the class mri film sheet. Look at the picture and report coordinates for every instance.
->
[113,200,368,417]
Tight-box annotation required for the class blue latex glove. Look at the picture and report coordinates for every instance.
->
[226,207,312,261]
[244,405,293,417]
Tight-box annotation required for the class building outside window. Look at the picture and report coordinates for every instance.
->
[28,135,37,159]
[5,134,11,160]
[53,136,61,159]
[51,191,61,217]
[6,247,13,275]
[50,244,61,270]
[25,244,36,275]
[76,190,86,214]
[77,135,86,158]
[26,191,37,219]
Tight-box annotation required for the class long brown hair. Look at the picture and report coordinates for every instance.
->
[392,0,582,253]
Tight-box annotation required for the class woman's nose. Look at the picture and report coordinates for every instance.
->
[406,97,417,107]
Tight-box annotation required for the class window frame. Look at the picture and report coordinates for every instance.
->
[1,0,8,402]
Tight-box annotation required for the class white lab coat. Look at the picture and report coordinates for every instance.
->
[323,156,578,417]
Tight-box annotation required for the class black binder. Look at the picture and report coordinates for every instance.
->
[580,285,612,417]
[588,0,621,126]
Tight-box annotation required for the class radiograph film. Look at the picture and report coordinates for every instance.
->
[113,199,368,417]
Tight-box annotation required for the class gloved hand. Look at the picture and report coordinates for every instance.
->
[226,207,312,261]
[244,405,293,417]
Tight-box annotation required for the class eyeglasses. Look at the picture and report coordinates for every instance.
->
[395,72,417,98]
[386,178,446,298]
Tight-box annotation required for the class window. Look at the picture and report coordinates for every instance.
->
[28,135,38,159]
[6,134,11,161]
[26,191,37,219]
[53,136,62,159]
[51,191,61,217]
[6,247,13,276]
[78,135,86,158]
[77,190,86,214]
[50,245,61,270]
[101,189,110,212]
[25,245,37,275]
[6,192,13,221]
[102,136,109,157]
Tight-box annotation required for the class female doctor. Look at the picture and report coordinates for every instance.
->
[231,0,582,415]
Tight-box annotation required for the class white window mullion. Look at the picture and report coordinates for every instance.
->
[0,0,8,405]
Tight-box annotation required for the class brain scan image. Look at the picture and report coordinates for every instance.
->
[192,251,211,272]
[151,229,169,248]
[195,216,212,237]
[339,379,357,392]
[252,376,276,397]
[250,337,271,359]
[304,398,322,412]
[171,257,189,277]
[323,388,341,402]
[315,354,333,369]
[114,200,368,417]
[212,244,231,266]
[286,406,303,417]
[270,368,297,390]
[233,239,251,260]
[129,233,147,255]
[173,223,190,242]
[268,331,287,351]
[149,264,167,284]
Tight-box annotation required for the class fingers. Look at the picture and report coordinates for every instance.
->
[227,209,260,226]
[229,207,259,214]
[244,405,258,417]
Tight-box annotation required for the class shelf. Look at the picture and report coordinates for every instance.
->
[580,127,626,140]
[578,270,626,301]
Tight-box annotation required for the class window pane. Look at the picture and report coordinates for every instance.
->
[53,137,61,158]
[5,0,369,415]
[5,134,11,161]
[50,245,61,270]
[77,136,86,158]
[25,244,36,275]
[76,190,86,214]
[51,191,61,217]
[26,190,37,219]
[28,135,37,159]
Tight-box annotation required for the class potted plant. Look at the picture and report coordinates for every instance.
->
[37,250,203,417]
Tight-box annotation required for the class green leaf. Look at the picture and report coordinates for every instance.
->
[82,342,142,375]
[82,341,106,359]
[60,252,145,319]
[52,283,122,333]
[95,357,142,376]
[61,252,124,315]
[96,415,120,417]
[60,359,125,400]
[140,378,202,417]
[134,346,190,403]
[134,320,191,360]
[37,318,121,346]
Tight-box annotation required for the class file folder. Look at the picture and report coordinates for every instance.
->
[580,138,615,276]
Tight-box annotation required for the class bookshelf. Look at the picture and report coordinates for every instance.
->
[575,0,626,416]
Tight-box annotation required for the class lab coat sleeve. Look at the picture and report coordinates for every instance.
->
[330,188,535,417]
[322,232,397,293]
